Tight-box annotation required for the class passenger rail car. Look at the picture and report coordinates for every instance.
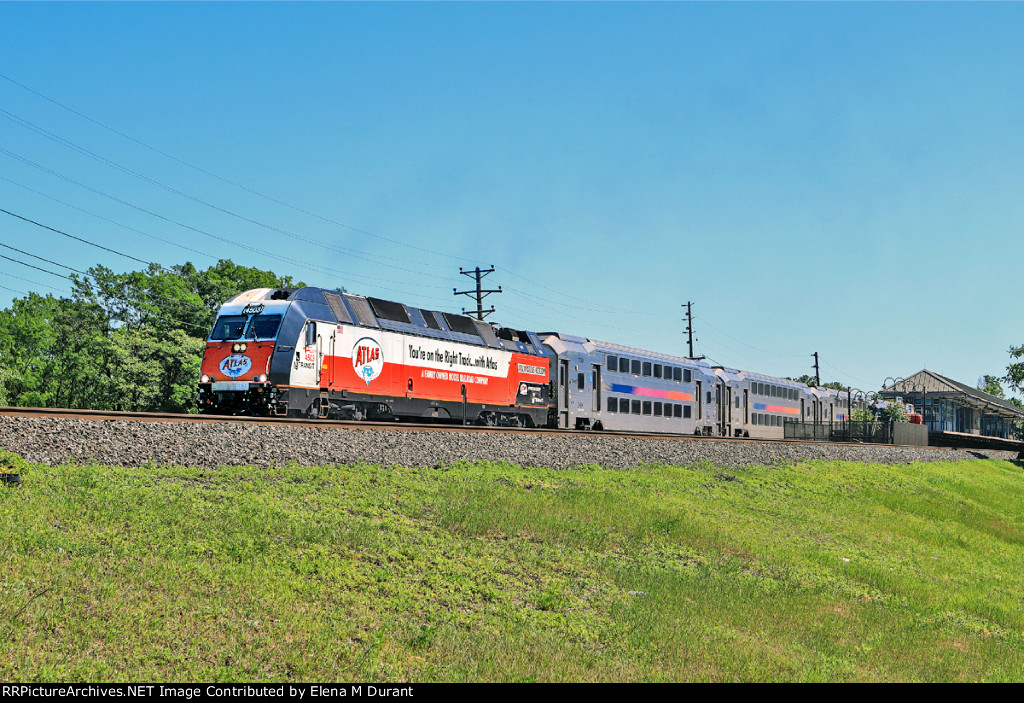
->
[541,333,858,439]
[198,288,862,439]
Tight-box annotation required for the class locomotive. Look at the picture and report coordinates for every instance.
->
[197,286,859,439]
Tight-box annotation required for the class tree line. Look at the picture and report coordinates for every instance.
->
[0,260,298,414]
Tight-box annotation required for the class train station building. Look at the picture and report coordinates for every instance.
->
[879,370,1024,438]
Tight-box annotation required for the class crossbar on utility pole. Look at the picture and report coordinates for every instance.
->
[454,266,501,320]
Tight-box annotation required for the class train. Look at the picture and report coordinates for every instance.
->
[197,286,861,439]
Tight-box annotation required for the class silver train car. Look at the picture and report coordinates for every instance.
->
[541,333,860,438]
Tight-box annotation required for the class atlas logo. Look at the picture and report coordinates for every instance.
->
[219,354,252,379]
[352,337,384,386]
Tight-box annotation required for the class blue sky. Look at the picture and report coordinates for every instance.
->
[1,2,1022,394]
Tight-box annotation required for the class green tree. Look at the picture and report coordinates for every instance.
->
[786,374,846,391]
[979,374,1007,398]
[0,259,301,414]
[1003,346,1024,395]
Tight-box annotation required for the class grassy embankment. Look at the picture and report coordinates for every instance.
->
[1,450,1023,682]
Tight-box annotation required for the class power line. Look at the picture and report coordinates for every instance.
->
[1,72,678,318]
[0,90,467,267]
[0,108,456,282]
[0,270,68,293]
[0,207,152,267]
[0,148,453,299]
[0,176,219,261]
[5,106,665,323]
[693,315,809,359]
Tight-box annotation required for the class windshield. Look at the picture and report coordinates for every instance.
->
[209,314,284,342]
[247,314,283,340]
[210,315,247,341]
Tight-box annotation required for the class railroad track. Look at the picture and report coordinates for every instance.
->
[0,405,963,452]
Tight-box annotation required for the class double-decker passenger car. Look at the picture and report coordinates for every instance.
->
[542,333,862,439]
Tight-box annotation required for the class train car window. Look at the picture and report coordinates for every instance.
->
[607,398,617,413]
[442,313,480,336]
[734,397,740,408]
[654,402,662,416]
[642,362,652,377]
[607,355,618,372]
[683,369,691,383]
[706,391,712,404]
[368,297,411,324]
[577,373,585,390]
[632,400,641,415]
[654,364,662,379]
[642,401,652,415]
[631,360,641,375]
[681,405,689,418]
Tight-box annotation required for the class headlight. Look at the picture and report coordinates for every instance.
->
[232,343,248,353]
[200,375,210,383]
[258,374,268,383]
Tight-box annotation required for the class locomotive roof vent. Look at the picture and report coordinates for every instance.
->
[270,289,294,300]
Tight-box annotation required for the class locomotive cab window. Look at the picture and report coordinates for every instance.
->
[210,315,247,341]
[210,314,283,341]
[247,314,283,340]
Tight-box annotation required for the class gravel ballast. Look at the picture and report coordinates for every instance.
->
[0,415,1016,469]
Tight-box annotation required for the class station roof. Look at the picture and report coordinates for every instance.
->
[880,370,1024,419]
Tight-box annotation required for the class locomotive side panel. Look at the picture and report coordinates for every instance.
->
[310,323,549,424]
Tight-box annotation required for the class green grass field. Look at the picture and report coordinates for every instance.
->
[1,451,1023,682]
